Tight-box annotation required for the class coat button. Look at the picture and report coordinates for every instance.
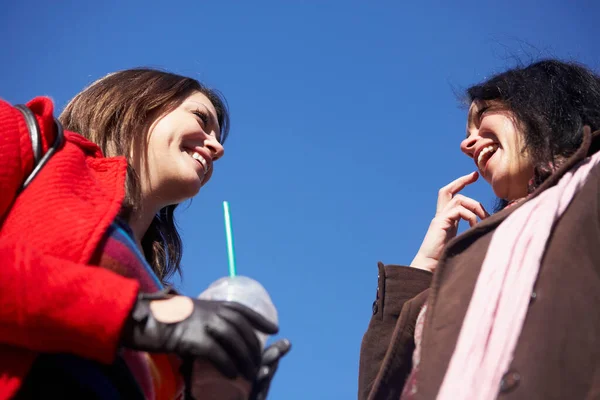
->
[530,290,537,304]
[372,300,378,315]
[499,370,520,393]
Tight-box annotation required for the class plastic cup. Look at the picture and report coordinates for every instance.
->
[191,276,278,400]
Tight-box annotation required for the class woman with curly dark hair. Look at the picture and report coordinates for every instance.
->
[359,59,600,400]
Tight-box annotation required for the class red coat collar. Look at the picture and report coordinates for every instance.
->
[1,97,128,264]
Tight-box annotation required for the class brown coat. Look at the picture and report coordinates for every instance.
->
[359,128,600,400]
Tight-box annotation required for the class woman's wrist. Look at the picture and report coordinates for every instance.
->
[409,254,437,273]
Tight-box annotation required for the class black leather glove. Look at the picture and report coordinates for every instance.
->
[249,339,292,400]
[121,289,279,381]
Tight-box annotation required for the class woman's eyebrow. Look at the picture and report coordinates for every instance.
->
[189,101,220,134]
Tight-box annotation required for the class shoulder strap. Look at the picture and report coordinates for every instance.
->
[14,104,64,192]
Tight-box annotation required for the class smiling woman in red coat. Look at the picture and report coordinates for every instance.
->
[359,60,600,400]
[0,69,287,400]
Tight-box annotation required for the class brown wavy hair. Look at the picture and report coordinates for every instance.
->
[59,68,230,282]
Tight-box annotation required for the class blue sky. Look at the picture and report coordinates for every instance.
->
[1,1,598,399]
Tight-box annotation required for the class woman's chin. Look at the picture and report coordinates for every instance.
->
[490,179,508,200]
[167,178,203,204]
[184,179,203,198]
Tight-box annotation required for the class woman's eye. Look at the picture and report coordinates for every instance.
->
[193,111,208,126]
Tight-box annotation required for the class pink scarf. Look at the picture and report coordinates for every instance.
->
[437,150,600,400]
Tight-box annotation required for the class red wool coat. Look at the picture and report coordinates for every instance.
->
[0,97,140,399]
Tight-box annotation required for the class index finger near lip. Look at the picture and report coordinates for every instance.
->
[437,171,479,211]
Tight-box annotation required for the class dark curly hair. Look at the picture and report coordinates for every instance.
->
[466,59,600,208]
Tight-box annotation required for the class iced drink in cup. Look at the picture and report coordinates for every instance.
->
[191,276,278,400]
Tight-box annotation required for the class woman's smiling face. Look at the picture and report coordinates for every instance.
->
[132,91,225,207]
[460,101,534,201]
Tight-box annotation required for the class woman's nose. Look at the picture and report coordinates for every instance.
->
[460,135,477,158]
[206,135,225,161]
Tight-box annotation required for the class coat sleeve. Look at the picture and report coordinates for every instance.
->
[0,238,140,364]
[0,98,140,364]
[358,263,432,400]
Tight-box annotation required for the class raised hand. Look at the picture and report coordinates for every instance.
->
[410,171,489,273]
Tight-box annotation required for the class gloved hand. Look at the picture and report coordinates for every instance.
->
[121,289,278,381]
[250,339,292,400]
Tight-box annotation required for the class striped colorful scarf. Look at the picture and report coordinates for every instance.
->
[91,220,184,400]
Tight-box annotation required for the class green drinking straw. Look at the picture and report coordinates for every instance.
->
[223,201,237,277]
